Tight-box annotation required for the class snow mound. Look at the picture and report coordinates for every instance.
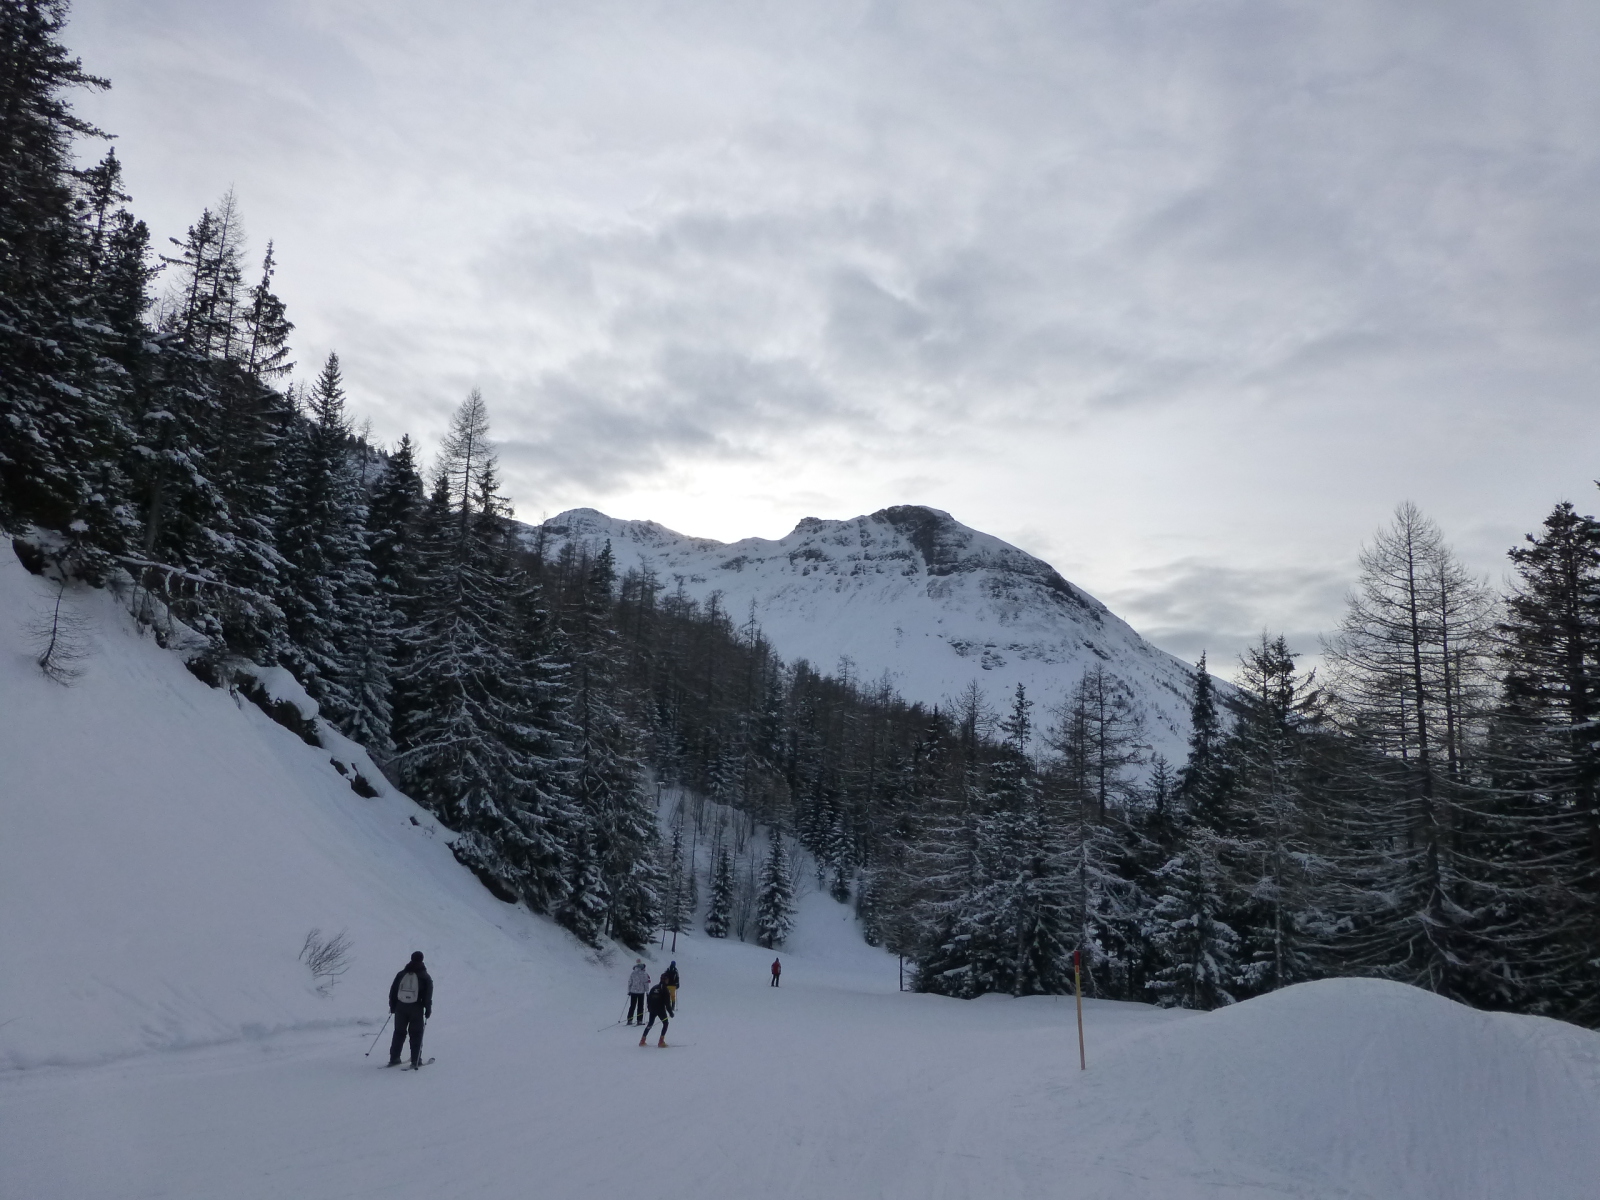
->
[965,978,1600,1198]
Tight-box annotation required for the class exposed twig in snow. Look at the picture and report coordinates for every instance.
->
[300,929,353,994]
[29,580,89,684]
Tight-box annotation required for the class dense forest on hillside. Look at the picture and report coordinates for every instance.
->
[4,1,1599,1025]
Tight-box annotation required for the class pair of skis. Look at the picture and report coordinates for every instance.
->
[384,1057,435,1070]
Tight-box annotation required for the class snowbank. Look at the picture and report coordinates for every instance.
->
[946,976,1600,1198]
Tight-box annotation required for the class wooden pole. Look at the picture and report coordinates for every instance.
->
[1073,949,1086,1071]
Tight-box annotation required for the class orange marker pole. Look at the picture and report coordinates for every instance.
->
[1073,949,1086,1070]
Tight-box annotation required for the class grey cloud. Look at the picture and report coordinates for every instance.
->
[65,0,1600,654]
[1102,560,1354,676]
[492,345,849,501]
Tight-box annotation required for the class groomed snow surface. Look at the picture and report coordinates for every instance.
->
[4,553,1600,1199]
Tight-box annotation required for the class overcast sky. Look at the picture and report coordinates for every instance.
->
[68,0,1600,674]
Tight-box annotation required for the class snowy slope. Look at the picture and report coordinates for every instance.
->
[0,550,583,1070]
[5,547,1600,1200]
[533,506,1204,760]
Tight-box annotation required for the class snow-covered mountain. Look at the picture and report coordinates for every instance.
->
[531,505,1203,763]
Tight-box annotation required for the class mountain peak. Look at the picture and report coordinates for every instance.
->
[531,505,1197,761]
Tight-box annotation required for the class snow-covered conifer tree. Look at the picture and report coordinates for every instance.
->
[755,830,795,948]
[560,539,661,947]
[1228,635,1332,996]
[241,242,293,381]
[1484,501,1600,1020]
[559,826,610,946]
[1145,827,1240,1009]
[660,817,689,941]
[276,353,368,720]
[704,841,735,938]
[1176,654,1231,831]
[393,395,575,911]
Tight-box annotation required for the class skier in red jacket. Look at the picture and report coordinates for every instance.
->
[770,957,781,987]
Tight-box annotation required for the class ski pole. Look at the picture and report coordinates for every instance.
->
[365,1014,391,1057]
[601,1000,630,1031]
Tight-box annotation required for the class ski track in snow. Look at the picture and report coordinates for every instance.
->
[4,553,1600,1199]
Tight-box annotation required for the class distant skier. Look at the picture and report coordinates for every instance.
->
[639,980,671,1047]
[626,959,650,1025]
[387,951,433,1068]
[661,960,680,1012]
[770,957,781,987]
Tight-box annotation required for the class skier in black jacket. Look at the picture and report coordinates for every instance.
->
[387,952,433,1067]
[639,980,671,1048]
[661,961,680,1012]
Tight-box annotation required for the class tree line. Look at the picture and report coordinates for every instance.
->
[3,1,1597,1023]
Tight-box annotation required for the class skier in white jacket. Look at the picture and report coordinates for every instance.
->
[626,960,650,1025]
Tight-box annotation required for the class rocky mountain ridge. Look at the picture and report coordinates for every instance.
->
[528,505,1204,764]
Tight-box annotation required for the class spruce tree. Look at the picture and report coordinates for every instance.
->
[0,3,137,563]
[660,818,690,942]
[559,539,662,947]
[827,817,853,903]
[242,241,293,380]
[559,826,610,946]
[277,353,367,720]
[1177,654,1231,831]
[755,830,795,948]
[393,397,575,911]
[1227,635,1331,996]
[704,841,734,937]
[1145,826,1241,1009]
[1486,500,1600,1020]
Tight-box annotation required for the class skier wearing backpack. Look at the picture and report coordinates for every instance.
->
[626,959,650,1025]
[661,960,680,1012]
[639,980,671,1047]
[387,951,433,1067]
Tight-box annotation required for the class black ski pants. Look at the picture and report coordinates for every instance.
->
[771,974,780,986]
[627,993,645,1023]
[642,1013,669,1039]
[390,1003,425,1064]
